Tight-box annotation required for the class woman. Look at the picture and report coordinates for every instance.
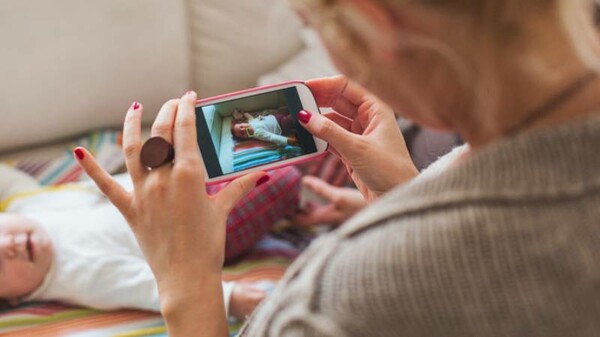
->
[75,0,600,335]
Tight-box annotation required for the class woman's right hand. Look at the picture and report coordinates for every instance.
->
[300,75,418,202]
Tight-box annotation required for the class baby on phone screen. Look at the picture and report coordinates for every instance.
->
[231,109,299,146]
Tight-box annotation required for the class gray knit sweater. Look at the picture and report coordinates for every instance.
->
[239,114,600,337]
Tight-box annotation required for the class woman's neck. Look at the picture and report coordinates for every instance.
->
[460,19,600,149]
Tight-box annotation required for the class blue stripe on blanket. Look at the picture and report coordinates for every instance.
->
[233,146,303,171]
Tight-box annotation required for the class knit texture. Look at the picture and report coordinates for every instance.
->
[239,114,600,337]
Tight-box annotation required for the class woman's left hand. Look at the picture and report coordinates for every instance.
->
[74,92,267,334]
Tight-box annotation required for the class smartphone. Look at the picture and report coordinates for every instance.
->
[195,81,328,184]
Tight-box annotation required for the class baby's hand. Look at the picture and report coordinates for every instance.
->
[229,283,267,320]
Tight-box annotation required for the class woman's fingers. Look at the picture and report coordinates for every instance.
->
[323,112,353,132]
[73,147,131,216]
[299,109,362,160]
[151,99,180,144]
[305,75,368,119]
[123,102,147,184]
[174,91,203,166]
[216,172,269,213]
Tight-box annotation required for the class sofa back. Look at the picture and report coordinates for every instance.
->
[0,0,303,154]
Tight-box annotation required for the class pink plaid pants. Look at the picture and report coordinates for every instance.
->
[207,166,302,262]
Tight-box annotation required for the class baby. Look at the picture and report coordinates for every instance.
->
[231,109,299,147]
[0,165,269,319]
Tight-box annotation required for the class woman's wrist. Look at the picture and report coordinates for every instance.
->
[159,271,223,305]
[160,272,228,336]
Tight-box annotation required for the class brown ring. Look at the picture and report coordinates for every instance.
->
[140,137,175,168]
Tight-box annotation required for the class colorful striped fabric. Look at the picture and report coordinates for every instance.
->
[8,129,125,186]
[0,129,313,336]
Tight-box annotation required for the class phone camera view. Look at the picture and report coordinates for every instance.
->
[196,87,317,178]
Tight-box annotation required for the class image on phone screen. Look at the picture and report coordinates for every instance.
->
[195,87,318,178]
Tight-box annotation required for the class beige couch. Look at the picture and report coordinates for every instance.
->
[0,0,337,160]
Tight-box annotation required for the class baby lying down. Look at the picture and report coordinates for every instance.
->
[0,165,270,319]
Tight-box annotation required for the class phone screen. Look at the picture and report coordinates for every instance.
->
[195,87,318,178]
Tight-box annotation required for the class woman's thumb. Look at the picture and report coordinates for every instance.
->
[298,110,356,155]
[217,172,270,212]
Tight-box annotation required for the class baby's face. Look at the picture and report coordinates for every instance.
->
[0,214,53,301]
[233,123,252,139]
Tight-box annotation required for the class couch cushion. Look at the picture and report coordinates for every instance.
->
[258,29,339,85]
[0,0,190,153]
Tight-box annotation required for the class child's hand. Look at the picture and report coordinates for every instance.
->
[292,176,367,228]
[287,138,300,146]
[229,283,267,320]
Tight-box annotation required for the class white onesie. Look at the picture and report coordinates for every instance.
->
[1,169,234,315]
[248,115,288,146]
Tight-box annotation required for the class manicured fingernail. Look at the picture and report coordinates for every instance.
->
[298,110,312,124]
[74,148,85,160]
[131,101,141,110]
[256,175,270,187]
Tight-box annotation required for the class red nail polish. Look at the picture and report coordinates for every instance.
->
[131,101,140,110]
[74,148,85,160]
[298,110,312,124]
[256,175,270,187]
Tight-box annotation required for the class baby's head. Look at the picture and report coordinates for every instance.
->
[0,213,53,305]
[232,122,252,140]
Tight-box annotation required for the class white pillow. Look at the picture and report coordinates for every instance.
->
[0,0,190,153]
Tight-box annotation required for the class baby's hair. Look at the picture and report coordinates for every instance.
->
[231,109,248,123]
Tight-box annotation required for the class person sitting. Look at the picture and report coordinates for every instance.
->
[74,0,600,335]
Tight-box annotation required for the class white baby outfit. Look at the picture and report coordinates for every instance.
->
[0,169,234,314]
[249,115,288,146]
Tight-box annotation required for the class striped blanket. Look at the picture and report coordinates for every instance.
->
[233,139,303,172]
[6,130,125,186]
[0,130,312,336]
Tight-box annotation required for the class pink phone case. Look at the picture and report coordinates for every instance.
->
[196,81,328,186]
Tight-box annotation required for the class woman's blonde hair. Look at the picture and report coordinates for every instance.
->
[290,0,600,75]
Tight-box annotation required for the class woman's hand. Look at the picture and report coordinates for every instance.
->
[292,176,366,228]
[74,92,268,336]
[301,75,419,201]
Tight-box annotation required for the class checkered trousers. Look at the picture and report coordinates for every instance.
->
[207,166,302,262]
